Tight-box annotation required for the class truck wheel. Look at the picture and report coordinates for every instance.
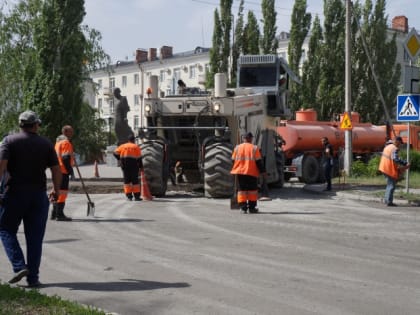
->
[203,142,234,198]
[299,155,319,184]
[140,141,169,197]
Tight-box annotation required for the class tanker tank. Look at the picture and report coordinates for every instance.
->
[277,109,387,159]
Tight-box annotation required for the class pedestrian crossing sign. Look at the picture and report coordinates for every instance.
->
[340,112,353,130]
[397,94,420,121]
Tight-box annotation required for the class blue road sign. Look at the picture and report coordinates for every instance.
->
[397,94,420,121]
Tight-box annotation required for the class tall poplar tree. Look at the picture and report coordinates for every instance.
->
[260,0,278,54]
[243,11,260,55]
[352,0,400,124]
[207,0,232,87]
[287,0,311,110]
[317,0,346,120]
[219,0,233,74]
[301,15,323,111]
[230,0,245,86]
[207,9,223,88]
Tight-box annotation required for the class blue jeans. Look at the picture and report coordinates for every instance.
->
[0,191,49,284]
[384,174,396,204]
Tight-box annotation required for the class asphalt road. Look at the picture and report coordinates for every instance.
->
[1,185,420,315]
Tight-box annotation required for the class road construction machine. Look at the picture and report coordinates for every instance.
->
[139,54,299,197]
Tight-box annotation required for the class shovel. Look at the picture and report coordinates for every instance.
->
[74,161,95,216]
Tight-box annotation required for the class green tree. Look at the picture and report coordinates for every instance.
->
[317,0,346,120]
[301,15,323,111]
[207,0,232,87]
[219,0,233,75]
[0,0,110,160]
[207,9,223,88]
[230,0,244,86]
[243,11,260,55]
[351,0,400,124]
[287,0,311,110]
[260,0,278,54]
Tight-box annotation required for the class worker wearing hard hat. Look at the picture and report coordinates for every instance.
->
[378,136,410,206]
[231,132,266,214]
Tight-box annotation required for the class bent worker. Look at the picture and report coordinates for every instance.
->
[53,125,75,221]
[231,132,266,214]
[378,136,410,206]
[113,134,143,201]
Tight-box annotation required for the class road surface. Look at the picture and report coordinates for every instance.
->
[0,186,419,315]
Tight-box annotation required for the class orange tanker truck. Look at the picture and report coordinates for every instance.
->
[277,109,394,184]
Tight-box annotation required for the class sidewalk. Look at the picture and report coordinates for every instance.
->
[47,163,123,181]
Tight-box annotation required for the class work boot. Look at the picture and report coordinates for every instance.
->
[239,202,247,214]
[50,203,57,220]
[133,193,142,201]
[126,193,133,201]
[248,201,258,213]
[55,203,72,221]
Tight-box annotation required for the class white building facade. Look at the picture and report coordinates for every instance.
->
[88,46,210,133]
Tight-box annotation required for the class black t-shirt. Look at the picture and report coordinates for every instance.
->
[0,131,58,192]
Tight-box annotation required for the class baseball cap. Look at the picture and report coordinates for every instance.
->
[395,136,403,144]
[19,110,42,125]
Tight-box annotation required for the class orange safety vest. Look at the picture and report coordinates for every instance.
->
[55,137,74,174]
[378,143,399,180]
[114,142,142,160]
[231,142,261,178]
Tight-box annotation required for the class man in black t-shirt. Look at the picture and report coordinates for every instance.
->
[0,110,61,287]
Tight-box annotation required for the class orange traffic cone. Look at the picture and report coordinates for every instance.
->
[93,160,100,178]
[140,170,153,201]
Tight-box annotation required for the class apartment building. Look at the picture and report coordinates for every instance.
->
[89,46,210,133]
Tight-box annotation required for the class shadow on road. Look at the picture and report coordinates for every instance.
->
[41,279,190,291]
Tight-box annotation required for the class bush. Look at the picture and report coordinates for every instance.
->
[400,150,420,172]
[351,160,368,177]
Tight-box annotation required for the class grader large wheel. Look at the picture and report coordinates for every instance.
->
[203,142,234,198]
[140,141,169,197]
[270,151,285,188]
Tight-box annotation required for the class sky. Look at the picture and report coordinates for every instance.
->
[81,0,419,63]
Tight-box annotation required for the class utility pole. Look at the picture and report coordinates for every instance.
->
[344,0,352,175]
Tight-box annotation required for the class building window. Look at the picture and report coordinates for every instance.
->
[98,98,102,112]
[134,94,140,106]
[122,76,127,87]
[160,70,166,82]
[174,68,181,81]
[134,73,139,85]
[109,99,114,114]
[109,77,115,89]
[98,79,102,89]
[133,115,139,129]
[189,65,196,79]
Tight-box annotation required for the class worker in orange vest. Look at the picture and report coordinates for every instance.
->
[113,134,143,201]
[53,125,75,221]
[231,132,266,213]
[378,136,410,206]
